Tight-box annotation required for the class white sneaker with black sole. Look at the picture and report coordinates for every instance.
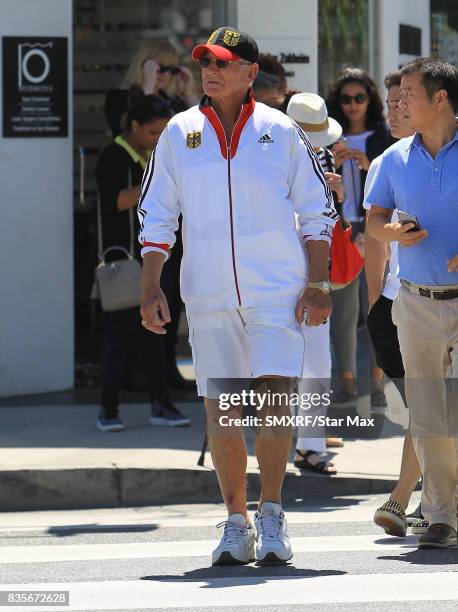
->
[212,513,255,565]
[254,501,293,565]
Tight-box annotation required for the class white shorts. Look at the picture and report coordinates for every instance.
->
[295,320,331,452]
[187,306,305,398]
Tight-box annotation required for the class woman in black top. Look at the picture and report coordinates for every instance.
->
[105,40,196,391]
[95,94,190,431]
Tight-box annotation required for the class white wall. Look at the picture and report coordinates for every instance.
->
[376,0,431,91]
[0,0,73,396]
[237,0,318,92]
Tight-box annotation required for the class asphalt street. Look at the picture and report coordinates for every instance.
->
[1,492,458,611]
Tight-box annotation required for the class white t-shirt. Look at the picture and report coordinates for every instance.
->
[342,131,374,221]
[363,155,401,300]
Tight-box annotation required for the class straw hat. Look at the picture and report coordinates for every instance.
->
[286,92,342,148]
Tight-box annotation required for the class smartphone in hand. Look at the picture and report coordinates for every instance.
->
[333,136,348,152]
[397,210,421,233]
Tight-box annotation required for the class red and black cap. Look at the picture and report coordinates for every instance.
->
[192,27,259,64]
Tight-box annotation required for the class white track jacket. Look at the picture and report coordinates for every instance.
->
[138,91,337,315]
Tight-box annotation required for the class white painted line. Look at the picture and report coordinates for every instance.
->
[0,534,419,564]
[0,496,406,531]
[5,572,458,611]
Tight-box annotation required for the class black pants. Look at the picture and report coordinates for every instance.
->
[366,295,406,405]
[100,307,168,412]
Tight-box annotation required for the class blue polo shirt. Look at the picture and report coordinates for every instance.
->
[366,131,458,286]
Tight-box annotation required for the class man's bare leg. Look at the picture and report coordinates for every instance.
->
[204,398,249,521]
[256,435,292,508]
[374,427,423,536]
[253,376,293,509]
[390,428,422,511]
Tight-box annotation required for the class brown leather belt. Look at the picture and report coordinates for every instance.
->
[401,280,458,300]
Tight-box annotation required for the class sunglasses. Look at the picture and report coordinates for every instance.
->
[158,64,181,75]
[339,93,368,105]
[196,57,252,70]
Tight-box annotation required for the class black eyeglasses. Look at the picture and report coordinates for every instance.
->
[159,64,181,75]
[339,93,368,105]
[196,57,252,70]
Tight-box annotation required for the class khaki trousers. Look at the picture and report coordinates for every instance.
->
[392,286,458,528]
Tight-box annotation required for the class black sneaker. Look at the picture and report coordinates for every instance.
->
[97,409,124,432]
[150,396,191,427]
[330,388,357,408]
[371,390,388,413]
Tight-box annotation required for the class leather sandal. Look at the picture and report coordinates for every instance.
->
[294,450,337,475]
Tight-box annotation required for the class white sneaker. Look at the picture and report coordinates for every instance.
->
[254,501,293,565]
[212,513,256,565]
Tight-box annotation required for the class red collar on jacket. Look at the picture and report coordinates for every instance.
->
[199,89,256,160]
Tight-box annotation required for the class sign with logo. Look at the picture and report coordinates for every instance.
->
[2,36,68,138]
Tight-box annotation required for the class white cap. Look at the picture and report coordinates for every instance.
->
[286,92,342,148]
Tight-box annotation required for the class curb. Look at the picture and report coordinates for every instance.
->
[0,467,398,512]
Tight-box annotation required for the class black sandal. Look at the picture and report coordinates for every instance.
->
[294,450,337,475]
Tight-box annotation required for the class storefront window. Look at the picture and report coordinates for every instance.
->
[73,0,224,374]
[431,0,458,65]
[318,0,369,97]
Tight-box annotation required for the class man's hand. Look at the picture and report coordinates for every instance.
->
[348,149,370,171]
[140,285,171,334]
[448,254,458,273]
[389,222,429,247]
[324,172,344,202]
[332,143,351,169]
[295,288,332,327]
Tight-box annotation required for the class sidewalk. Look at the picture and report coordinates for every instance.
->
[0,366,410,512]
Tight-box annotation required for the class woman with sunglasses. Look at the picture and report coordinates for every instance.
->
[325,68,394,411]
[105,38,199,138]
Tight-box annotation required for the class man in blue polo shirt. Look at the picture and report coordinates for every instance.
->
[366,58,458,549]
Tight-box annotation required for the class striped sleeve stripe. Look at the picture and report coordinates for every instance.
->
[138,147,156,209]
[138,207,146,232]
[141,150,154,191]
[316,148,334,173]
[291,120,339,221]
[291,120,330,192]
[137,147,157,233]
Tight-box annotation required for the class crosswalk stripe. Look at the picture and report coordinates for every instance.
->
[6,573,458,610]
[0,534,420,564]
[0,497,394,532]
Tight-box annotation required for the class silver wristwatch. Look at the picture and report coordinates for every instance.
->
[307,281,331,294]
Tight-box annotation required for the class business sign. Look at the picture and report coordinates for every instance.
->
[256,37,315,91]
[2,36,68,137]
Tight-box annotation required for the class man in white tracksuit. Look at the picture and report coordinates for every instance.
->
[139,27,337,566]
